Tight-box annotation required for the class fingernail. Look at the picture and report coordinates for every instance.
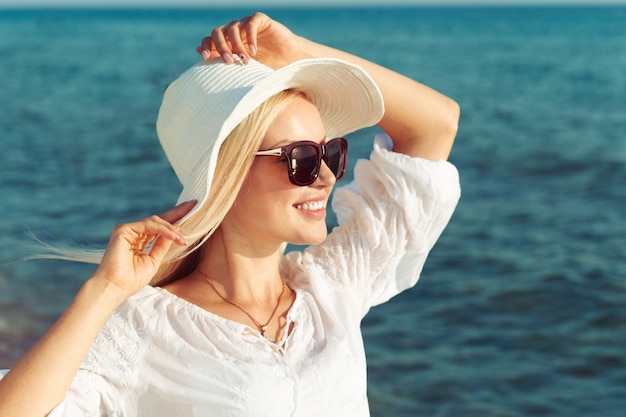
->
[239,54,249,65]
[201,50,210,60]
[223,53,234,64]
[174,228,187,245]
[248,44,257,56]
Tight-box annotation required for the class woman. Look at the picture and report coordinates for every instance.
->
[0,12,460,417]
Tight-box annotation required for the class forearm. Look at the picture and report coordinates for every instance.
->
[298,36,459,160]
[0,278,125,417]
[201,13,458,160]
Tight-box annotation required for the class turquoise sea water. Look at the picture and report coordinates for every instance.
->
[1,6,625,416]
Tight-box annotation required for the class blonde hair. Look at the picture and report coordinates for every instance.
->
[30,90,306,287]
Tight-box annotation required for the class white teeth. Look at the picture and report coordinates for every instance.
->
[296,201,324,210]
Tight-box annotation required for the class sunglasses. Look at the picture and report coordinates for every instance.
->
[255,137,348,186]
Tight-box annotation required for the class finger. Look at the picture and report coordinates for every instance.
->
[238,15,256,58]
[244,12,267,56]
[211,24,235,64]
[196,45,210,60]
[129,232,152,253]
[145,234,176,264]
[197,45,222,61]
[198,36,212,51]
[225,21,250,63]
[197,46,214,60]
[123,200,196,247]
[158,200,197,225]
[197,36,212,58]
[125,215,187,249]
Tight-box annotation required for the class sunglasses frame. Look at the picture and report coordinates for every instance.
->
[255,137,348,186]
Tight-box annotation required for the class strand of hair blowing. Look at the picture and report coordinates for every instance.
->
[24,90,304,288]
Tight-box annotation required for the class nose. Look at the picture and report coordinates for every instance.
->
[314,160,337,187]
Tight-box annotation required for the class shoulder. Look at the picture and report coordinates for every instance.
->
[96,286,165,348]
[92,286,173,354]
[115,285,215,335]
[83,286,198,373]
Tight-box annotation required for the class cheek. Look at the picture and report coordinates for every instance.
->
[247,158,292,190]
[234,160,293,215]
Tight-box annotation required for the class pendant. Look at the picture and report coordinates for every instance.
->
[260,325,275,342]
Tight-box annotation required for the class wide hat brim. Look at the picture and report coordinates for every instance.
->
[157,57,384,224]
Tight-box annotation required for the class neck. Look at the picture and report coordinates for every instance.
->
[196,228,285,305]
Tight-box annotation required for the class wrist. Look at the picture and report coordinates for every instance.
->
[297,36,320,60]
[77,276,130,314]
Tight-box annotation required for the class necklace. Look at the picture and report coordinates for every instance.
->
[198,269,286,341]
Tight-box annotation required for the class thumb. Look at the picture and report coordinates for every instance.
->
[147,234,177,264]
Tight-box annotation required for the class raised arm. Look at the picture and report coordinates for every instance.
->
[0,202,192,417]
[198,12,459,160]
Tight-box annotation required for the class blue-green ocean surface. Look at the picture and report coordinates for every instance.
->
[1,6,625,416]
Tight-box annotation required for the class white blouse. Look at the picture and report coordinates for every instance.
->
[6,135,461,417]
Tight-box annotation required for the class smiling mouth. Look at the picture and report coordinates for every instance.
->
[295,200,325,211]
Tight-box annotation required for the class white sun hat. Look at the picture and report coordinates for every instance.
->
[156,57,384,224]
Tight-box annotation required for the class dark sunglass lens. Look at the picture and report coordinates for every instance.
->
[324,139,347,180]
[290,144,320,185]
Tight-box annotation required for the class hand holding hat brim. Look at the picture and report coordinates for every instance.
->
[196,12,302,70]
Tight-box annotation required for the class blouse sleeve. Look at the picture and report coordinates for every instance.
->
[0,311,144,417]
[55,311,145,416]
[296,134,460,317]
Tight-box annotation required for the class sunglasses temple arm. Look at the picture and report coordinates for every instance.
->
[255,149,284,156]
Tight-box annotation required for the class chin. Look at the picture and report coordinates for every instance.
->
[291,230,328,247]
